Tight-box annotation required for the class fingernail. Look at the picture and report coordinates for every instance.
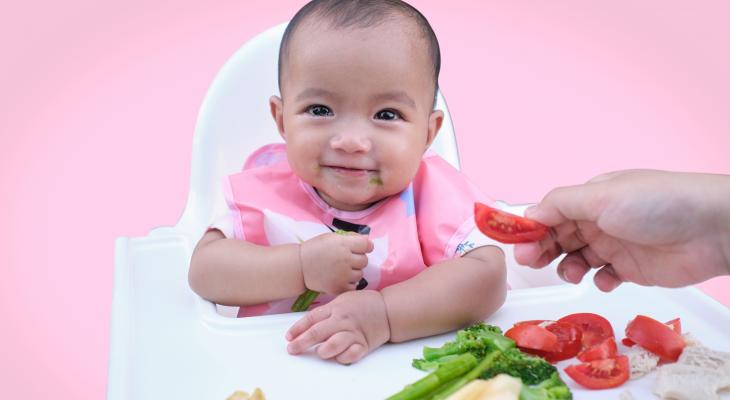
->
[566,268,582,283]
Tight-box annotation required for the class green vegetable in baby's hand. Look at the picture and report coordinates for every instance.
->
[291,229,351,312]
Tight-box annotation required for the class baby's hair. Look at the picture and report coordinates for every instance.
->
[277,0,441,104]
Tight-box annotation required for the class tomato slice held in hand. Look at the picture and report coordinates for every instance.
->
[625,315,685,362]
[564,355,630,390]
[474,202,549,244]
[577,337,618,362]
[505,324,559,352]
[514,320,582,363]
[557,313,615,349]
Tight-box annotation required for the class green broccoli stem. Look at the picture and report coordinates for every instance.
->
[422,342,470,361]
[386,353,478,400]
[291,230,352,312]
[430,350,500,400]
[291,289,319,312]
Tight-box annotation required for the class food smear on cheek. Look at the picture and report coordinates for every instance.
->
[369,176,384,185]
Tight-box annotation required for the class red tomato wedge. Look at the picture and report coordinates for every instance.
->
[474,202,549,244]
[564,356,630,390]
[557,313,615,349]
[505,324,559,352]
[665,318,682,334]
[625,315,685,362]
[577,337,618,362]
[622,318,681,347]
[513,320,582,363]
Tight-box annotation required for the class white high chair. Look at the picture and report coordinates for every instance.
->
[108,22,730,400]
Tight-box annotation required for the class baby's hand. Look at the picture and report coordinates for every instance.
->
[299,232,373,295]
[285,290,390,364]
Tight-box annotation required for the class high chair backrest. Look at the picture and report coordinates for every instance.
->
[175,22,460,237]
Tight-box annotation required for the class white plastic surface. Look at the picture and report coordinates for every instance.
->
[108,22,730,400]
[109,230,730,399]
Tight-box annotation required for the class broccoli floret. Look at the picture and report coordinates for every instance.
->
[421,323,515,362]
[412,355,459,372]
[480,348,557,385]
[519,372,572,400]
[462,322,503,336]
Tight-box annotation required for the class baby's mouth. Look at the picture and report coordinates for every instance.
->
[325,165,376,177]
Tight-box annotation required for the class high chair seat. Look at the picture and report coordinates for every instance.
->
[108,22,730,400]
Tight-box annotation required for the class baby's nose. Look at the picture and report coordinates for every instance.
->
[330,133,372,153]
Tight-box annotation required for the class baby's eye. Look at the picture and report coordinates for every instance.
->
[374,109,401,121]
[307,105,333,117]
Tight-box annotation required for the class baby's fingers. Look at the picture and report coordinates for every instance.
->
[346,235,374,254]
[286,306,331,341]
[316,331,356,360]
[287,316,339,355]
[350,254,368,270]
[335,343,367,365]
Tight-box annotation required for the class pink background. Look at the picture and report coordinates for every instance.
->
[2,1,729,398]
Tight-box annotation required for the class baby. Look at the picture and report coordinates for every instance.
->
[189,0,508,365]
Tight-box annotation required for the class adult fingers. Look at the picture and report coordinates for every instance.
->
[556,251,591,284]
[286,306,331,341]
[514,228,564,268]
[316,331,356,360]
[525,183,607,227]
[335,343,367,365]
[594,265,623,292]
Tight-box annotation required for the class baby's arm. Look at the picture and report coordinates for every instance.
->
[381,245,507,342]
[188,229,304,306]
[189,229,373,306]
[285,245,506,363]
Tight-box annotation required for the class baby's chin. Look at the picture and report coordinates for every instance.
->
[316,187,389,212]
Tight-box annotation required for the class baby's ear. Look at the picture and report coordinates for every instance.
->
[269,95,286,140]
[426,109,444,149]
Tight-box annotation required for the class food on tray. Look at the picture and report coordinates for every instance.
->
[226,388,265,400]
[556,313,614,350]
[564,355,630,390]
[506,320,582,363]
[576,337,617,362]
[445,374,521,400]
[474,203,548,244]
[392,313,728,398]
[624,344,659,380]
[625,315,685,362]
[653,342,730,400]
[387,323,572,400]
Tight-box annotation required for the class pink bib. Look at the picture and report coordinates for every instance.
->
[224,143,494,316]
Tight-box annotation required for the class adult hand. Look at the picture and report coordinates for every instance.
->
[514,170,730,291]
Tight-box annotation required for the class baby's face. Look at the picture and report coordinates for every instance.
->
[271,19,443,211]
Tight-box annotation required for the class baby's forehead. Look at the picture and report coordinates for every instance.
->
[283,17,433,77]
[291,13,425,50]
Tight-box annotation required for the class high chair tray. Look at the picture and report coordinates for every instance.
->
[108,230,730,400]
